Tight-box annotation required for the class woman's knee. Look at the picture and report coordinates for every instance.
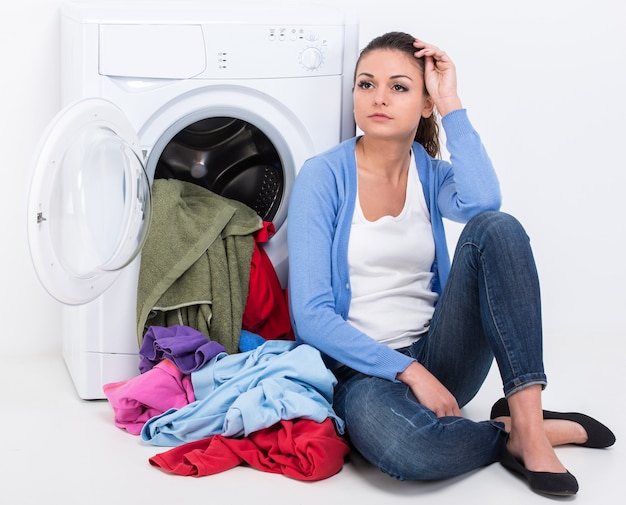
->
[348,415,449,480]
[352,421,494,481]
[461,211,529,248]
[339,375,505,481]
[340,380,459,480]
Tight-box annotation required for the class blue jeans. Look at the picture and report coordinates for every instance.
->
[333,211,547,481]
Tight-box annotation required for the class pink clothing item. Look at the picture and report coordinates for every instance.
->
[148,418,349,481]
[104,360,195,435]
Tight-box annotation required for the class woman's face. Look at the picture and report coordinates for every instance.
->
[353,48,433,142]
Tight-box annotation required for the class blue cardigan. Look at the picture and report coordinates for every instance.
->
[287,109,502,382]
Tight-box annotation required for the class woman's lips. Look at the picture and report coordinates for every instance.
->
[369,113,391,120]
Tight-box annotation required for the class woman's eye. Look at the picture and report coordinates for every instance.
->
[357,80,373,90]
[392,83,408,92]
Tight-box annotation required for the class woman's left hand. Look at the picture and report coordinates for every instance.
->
[413,39,463,116]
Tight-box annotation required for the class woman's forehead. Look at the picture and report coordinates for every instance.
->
[356,49,422,77]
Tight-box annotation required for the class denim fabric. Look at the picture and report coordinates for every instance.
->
[333,211,547,481]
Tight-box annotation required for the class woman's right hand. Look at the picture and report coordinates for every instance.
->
[397,361,461,417]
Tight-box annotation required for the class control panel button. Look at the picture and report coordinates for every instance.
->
[300,46,323,70]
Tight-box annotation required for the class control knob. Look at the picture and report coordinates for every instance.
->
[300,46,323,70]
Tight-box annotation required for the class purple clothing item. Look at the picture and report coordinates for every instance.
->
[140,325,227,374]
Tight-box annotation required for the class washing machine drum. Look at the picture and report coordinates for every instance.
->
[155,117,284,222]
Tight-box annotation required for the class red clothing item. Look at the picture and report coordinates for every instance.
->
[149,418,349,481]
[243,222,294,341]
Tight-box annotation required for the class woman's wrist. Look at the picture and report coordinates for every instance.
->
[436,96,463,117]
[396,361,423,386]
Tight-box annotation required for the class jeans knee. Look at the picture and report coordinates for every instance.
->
[374,433,475,481]
[381,449,447,481]
[463,211,529,248]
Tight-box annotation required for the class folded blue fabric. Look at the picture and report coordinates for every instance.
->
[238,329,267,352]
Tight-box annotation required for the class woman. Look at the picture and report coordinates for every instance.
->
[287,32,614,496]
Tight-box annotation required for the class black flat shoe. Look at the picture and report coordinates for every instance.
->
[490,397,616,448]
[490,397,511,419]
[500,445,579,496]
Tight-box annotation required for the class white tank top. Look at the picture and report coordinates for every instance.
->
[347,153,438,349]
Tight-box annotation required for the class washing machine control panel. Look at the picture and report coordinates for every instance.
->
[214,24,342,76]
[98,23,346,80]
[214,24,341,76]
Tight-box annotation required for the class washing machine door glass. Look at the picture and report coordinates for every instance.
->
[27,98,151,305]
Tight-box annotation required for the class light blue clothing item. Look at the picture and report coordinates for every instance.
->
[287,109,502,383]
[141,340,343,446]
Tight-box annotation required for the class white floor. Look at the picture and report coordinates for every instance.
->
[2,335,622,505]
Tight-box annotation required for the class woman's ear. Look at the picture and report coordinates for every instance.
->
[421,96,435,118]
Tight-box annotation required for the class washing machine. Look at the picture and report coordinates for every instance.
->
[27,0,359,399]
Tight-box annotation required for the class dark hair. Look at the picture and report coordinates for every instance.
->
[356,32,441,158]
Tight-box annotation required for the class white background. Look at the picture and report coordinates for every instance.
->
[2,0,624,356]
[0,2,623,504]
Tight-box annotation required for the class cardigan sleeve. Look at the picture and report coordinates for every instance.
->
[436,109,502,222]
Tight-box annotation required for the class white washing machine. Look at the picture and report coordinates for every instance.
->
[27,0,358,399]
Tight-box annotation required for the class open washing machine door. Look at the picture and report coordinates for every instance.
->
[27,98,151,305]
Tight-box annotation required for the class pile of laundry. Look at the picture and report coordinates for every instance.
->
[103,180,349,481]
[104,326,348,481]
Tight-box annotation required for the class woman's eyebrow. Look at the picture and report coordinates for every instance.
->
[356,72,413,81]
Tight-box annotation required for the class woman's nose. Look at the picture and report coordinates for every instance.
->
[373,89,387,106]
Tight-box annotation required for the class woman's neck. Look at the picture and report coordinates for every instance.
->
[356,136,412,184]
[355,136,413,220]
